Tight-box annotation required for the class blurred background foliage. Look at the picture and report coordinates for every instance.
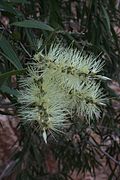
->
[0,0,120,179]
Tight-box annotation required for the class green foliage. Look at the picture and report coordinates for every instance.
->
[0,34,22,69]
[11,20,54,31]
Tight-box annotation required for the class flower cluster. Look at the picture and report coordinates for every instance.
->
[18,43,107,142]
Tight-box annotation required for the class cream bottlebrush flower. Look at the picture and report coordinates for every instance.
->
[39,44,105,94]
[46,43,105,75]
[69,82,106,120]
[48,46,105,86]
[18,43,108,142]
[37,44,106,119]
[18,67,69,142]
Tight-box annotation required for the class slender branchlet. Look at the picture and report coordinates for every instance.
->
[18,43,108,142]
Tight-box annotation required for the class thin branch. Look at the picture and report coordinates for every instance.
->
[19,42,32,58]
[89,137,120,166]
[100,148,120,165]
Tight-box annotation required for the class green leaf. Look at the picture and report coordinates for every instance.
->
[49,0,63,29]
[0,69,26,80]
[101,5,111,32]
[11,20,54,31]
[0,85,19,97]
[0,1,23,16]
[111,25,120,53]
[3,0,30,4]
[0,34,22,69]
[0,3,15,15]
[25,29,38,50]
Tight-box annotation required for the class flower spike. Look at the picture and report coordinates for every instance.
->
[18,43,107,141]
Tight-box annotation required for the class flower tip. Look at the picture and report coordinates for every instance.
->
[43,129,47,144]
[98,102,106,106]
[97,75,111,81]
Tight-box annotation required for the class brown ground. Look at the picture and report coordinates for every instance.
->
[0,112,119,180]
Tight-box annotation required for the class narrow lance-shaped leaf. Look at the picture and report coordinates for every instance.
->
[0,69,26,80]
[0,85,19,97]
[3,0,30,4]
[11,20,54,31]
[0,34,22,69]
[0,1,23,16]
[101,5,111,32]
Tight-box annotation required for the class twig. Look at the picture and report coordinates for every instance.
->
[89,138,120,166]
[19,42,32,58]
[100,148,120,165]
